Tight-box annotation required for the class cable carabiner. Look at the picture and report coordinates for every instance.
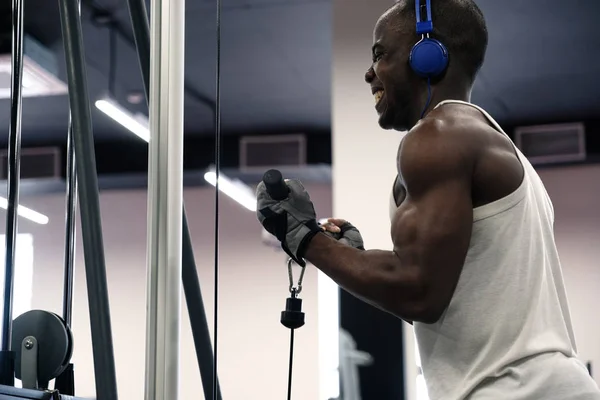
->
[287,258,306,297]
[281,257,306,400]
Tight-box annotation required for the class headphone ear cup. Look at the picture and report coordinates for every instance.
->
[409,38,449,78]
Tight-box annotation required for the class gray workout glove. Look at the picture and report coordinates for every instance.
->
[323,221,365,251]
[256,179,321,267]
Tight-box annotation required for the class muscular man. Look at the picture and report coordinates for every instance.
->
[256,0,600,398]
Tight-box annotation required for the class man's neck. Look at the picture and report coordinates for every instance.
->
[409,82,472,128]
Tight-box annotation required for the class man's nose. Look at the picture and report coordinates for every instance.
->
[365,66,375,83]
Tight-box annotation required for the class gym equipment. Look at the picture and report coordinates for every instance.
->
[0,0,25,386]
[53,115,77,396]
[143,0,185,396]
[11,311,73,391]
[0,0,83,397]
[263,169,291,201]
[0,385,87,399]
[0,0,220,398]
[58,0,118,396]
[124,0,223,398]
[0,0,111,397]
[281,258,306,400]
[262,168,340,400]
[409,0,449,79]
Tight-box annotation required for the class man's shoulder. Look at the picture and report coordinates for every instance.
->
[402,114,476,162]
[397,105,501,190]
[403,105,497,164]
[409,104,493,144]
[397,124,472,192]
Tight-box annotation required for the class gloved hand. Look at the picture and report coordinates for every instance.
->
[320,218,365,250]
[256,179,321,266]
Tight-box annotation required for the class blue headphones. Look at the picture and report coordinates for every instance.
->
[409,0,449,79]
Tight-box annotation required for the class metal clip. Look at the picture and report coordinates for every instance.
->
[287,258,306,297]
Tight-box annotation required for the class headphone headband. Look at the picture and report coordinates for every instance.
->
[409,0,448,79]
[415,0,434,36]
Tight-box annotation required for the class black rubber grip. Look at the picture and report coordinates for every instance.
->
[262,169,289,200]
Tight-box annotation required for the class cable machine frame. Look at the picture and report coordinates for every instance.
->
[0,0,223,398]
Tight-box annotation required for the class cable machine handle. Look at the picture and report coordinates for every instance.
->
[262,169,289,201]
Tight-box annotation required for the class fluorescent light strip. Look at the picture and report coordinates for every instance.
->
[96,98,257,213]
[0,197,48,225]
[203,171,257,212]
[95,99,150,142]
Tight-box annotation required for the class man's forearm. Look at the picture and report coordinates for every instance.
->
[304,232,427,322]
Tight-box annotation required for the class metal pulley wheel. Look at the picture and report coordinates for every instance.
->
[12,310,73,388]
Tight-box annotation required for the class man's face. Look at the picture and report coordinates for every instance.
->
[365,14,414,131]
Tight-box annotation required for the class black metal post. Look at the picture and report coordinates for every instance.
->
[62,115,77,328]
[0,0,25,386]
[182,206,223,400]
[126,0,223,398]
[54,115,77,396]
[57,0,118,398]
[125,0,150,102]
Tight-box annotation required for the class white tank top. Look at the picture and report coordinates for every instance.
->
[389,100,600,400]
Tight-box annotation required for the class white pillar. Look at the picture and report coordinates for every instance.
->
[144,0,185,398]
[332,1,418,399]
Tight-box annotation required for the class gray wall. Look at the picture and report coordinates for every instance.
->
[539,164,600,379]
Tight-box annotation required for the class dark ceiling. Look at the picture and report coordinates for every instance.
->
[1,0,334,145]
[0,0,599,168]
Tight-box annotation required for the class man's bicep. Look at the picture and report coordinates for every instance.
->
[391,136,474,319]
[394,128,474,245]
[394,127,474,253]
[392,178,472,266]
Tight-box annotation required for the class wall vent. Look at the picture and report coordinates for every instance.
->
[514,122,586,165]
[0,147,61,180]
[240,134,306,172]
